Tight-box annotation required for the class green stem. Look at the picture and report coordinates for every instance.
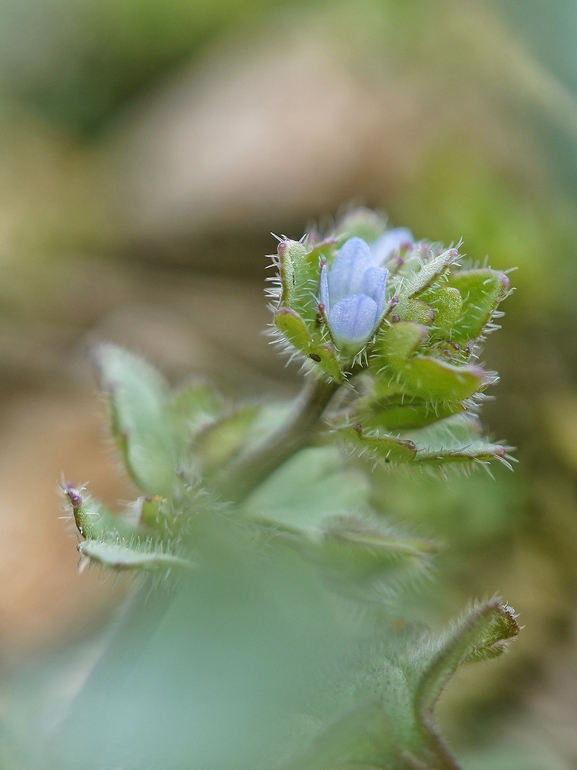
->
[216,377,340,503]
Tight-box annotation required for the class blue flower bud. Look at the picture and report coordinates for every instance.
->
[319,237,389,355]
[370,227,414,265]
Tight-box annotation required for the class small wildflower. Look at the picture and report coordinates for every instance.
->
[319,236,393,355]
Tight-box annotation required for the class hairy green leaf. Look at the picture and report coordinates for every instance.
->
[401,248,459,298]
[94,343,178,496]
[415,599,519,718]
[403,414,511,466]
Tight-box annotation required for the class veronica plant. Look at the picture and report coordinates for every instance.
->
[49,208,518,770]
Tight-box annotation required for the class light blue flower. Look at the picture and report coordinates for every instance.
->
[318,230,413,355]
[370,227,414,265]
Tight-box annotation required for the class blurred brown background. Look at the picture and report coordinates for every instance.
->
[2,0,577,766]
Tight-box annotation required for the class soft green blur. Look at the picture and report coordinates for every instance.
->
[2,1,577,768]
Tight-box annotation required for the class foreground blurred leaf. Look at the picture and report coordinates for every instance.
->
[242,447,371,530]
[49,520,354,770]
[283,599,519,770]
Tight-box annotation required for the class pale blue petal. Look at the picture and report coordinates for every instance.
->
[371,228,413,265]
[361,267,388,317]
[328,294,379,351]
[319,261,330,310]
[328,237,373,303]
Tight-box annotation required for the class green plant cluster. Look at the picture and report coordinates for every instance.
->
[52,209,519,770]
[272,208,512,469]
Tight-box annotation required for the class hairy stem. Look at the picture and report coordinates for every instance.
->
[216,377,340,503]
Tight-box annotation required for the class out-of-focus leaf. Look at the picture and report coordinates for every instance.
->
[52,522,349,770]
[415,599,519,717]
[94,343,178,495]
[334,207,387,243]
[289,600,519,770]
[167,380,222,425]
[294,513,436,598]
[196,405,261,476]
[242,447,371,530]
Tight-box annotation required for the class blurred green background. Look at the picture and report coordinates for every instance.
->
[2,0,577,767]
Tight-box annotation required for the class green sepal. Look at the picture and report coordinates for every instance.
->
[309,342,344,381]
[393,356,486,402]
[274,308,344,381]
[404,414,511,465]
[277,239,322,321]
[400,248,459,299]
[375,321,427,364]
[77,540,194,573]
[274,307,312,351]
[395,298,434,326]
[425,286,463,336]
[358,394,464,431]
[277,239,309,308]
[94,343,178,496]
[337,424,417,463]
[305,236,341,264]
[195,405,261,476]
[447,269,509,343]
[374,323,486,401]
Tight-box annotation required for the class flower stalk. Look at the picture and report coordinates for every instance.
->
[215,376,340,502]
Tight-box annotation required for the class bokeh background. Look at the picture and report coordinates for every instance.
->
[2,0,577,767]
